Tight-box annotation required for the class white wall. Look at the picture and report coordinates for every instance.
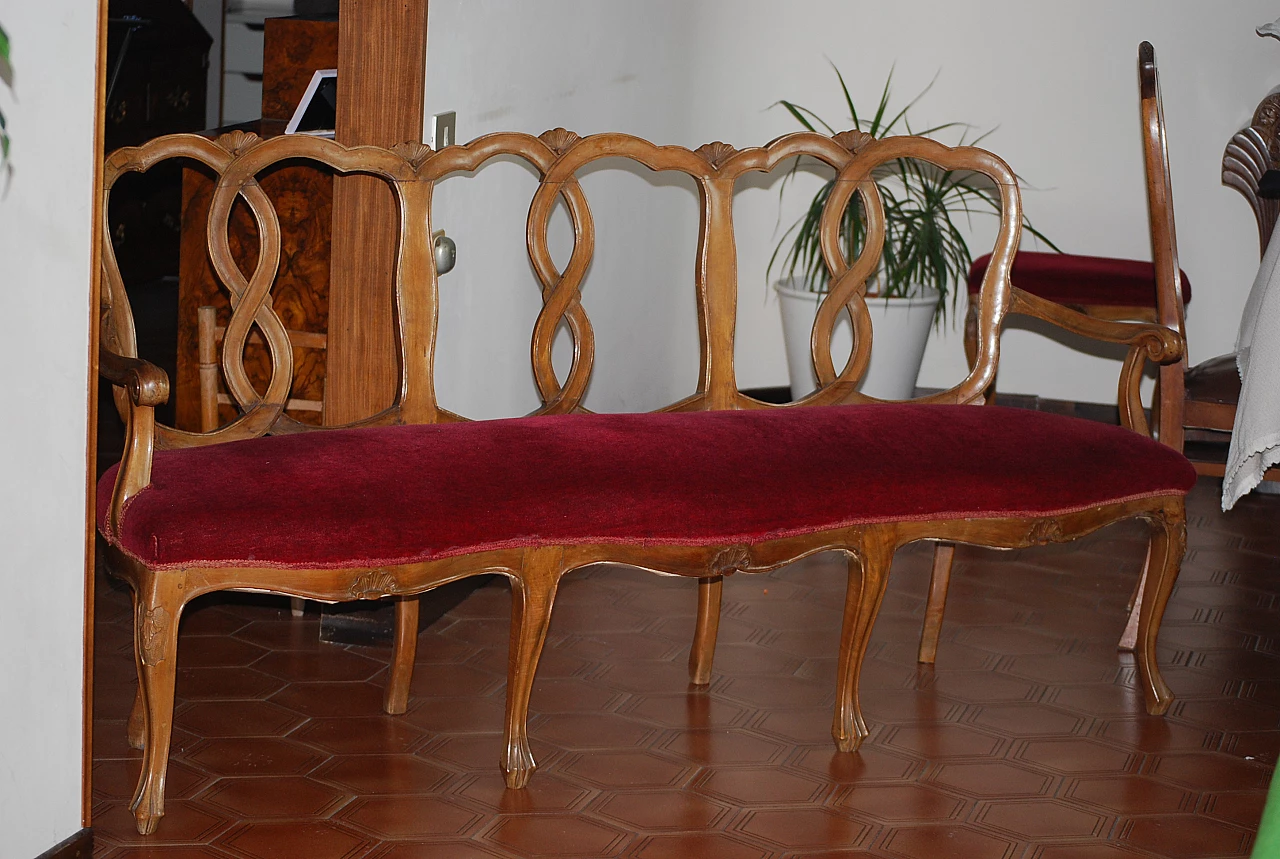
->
[0,2,96,855]
[425,0,704,418]
[689,0,1280,401]
[425,0,1280,408]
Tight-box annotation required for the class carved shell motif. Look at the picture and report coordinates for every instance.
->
[540,128,581,157]
[391,140,434,169]
[1026,520,1065,545]
[833,130,875,153]
[215,129,262,156]
[710,545,752,575]
[350,569,399,600]
[695,141,738,170]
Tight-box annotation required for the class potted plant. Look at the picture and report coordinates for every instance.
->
[770,66,1054,399]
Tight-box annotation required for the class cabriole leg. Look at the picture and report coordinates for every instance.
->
[129,572,187,835]
[689,575,723,686]
[127,687,146,750]
[1118,544,1151,652]
[384,596,420,715]
[1135,508,1186,715]
[502,547,564,789]
[833,531,894,753]
[918,543,955,664]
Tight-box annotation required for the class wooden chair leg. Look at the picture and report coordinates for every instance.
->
[918,543,955,664]
[383,596,420,715]
[127,686,146,750]
[502,547,564,789]
[1118,543,1152,652]
[1134,507,1186,716]
[689,575,723,686]
[289,597,306,617]
[833,530,894,753]
[126,587,147,750]
[129,573,186,835]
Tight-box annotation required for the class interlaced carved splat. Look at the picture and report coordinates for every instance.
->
[694,141,738,170]
[539,128,581,157]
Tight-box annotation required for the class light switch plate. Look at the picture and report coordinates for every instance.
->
[430,111,457,150]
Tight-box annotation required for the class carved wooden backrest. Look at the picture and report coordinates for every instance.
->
[1137,41,1189,452]
[1223,89,1280,257]
[100,127,1023,447]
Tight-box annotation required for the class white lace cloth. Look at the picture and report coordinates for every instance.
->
[1222,217,1280,509]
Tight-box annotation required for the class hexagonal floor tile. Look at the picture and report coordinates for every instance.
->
[976,799,1106,839]
[217,820,372,859]
[595,790,732,832]
[1066,776,1194,815]
[484,814,629,857]
[561,750,692,790]
[201,776,347,819]
[881,823,1016,859]
[1014,738,1135,774]
[336,795,482,840]
[696,766,828,805]
[836,783,966,821]
[927,762,1052,797]
[733,808,870,851]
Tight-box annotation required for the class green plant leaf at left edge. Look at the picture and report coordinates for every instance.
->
[0,25,10,64]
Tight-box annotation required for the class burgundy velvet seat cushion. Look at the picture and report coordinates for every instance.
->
[97,405,1197,571]
[967,251,1192,307]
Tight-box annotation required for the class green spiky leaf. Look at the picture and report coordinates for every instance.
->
[768,64,1058,328]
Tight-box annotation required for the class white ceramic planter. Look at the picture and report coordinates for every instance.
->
[774,278,939,401]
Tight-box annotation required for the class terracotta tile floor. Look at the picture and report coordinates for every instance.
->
[91,479,1280,858]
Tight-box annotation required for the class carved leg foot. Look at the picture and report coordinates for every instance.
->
[502,548,563,790]
[1135,508,1185,716]
[384,596,420,715]
[918,543,955,664]
[833,532,893,753]
[129,573,187,835]
[688,576,722,686]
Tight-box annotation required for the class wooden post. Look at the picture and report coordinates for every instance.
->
[325,0,428,424]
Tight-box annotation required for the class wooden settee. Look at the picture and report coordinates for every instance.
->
[97,124,1195,835]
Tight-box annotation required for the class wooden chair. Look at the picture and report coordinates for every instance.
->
[921,42,1187,663]
[962,65,1191,397]
[1171,87,1280,481]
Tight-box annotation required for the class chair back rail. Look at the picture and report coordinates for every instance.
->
[1137,40,1188,451]
[102,127,1024,447]
[1222,90,1280,256]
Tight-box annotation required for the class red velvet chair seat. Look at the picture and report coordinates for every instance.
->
[97,405,1197,571]
[968,251,1192,307]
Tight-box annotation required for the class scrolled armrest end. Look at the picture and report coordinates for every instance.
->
[100,348,170,407]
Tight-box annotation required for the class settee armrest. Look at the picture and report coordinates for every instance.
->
[1008,286,1184,437]
[100,347,170,407]
[99,345,168,537]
